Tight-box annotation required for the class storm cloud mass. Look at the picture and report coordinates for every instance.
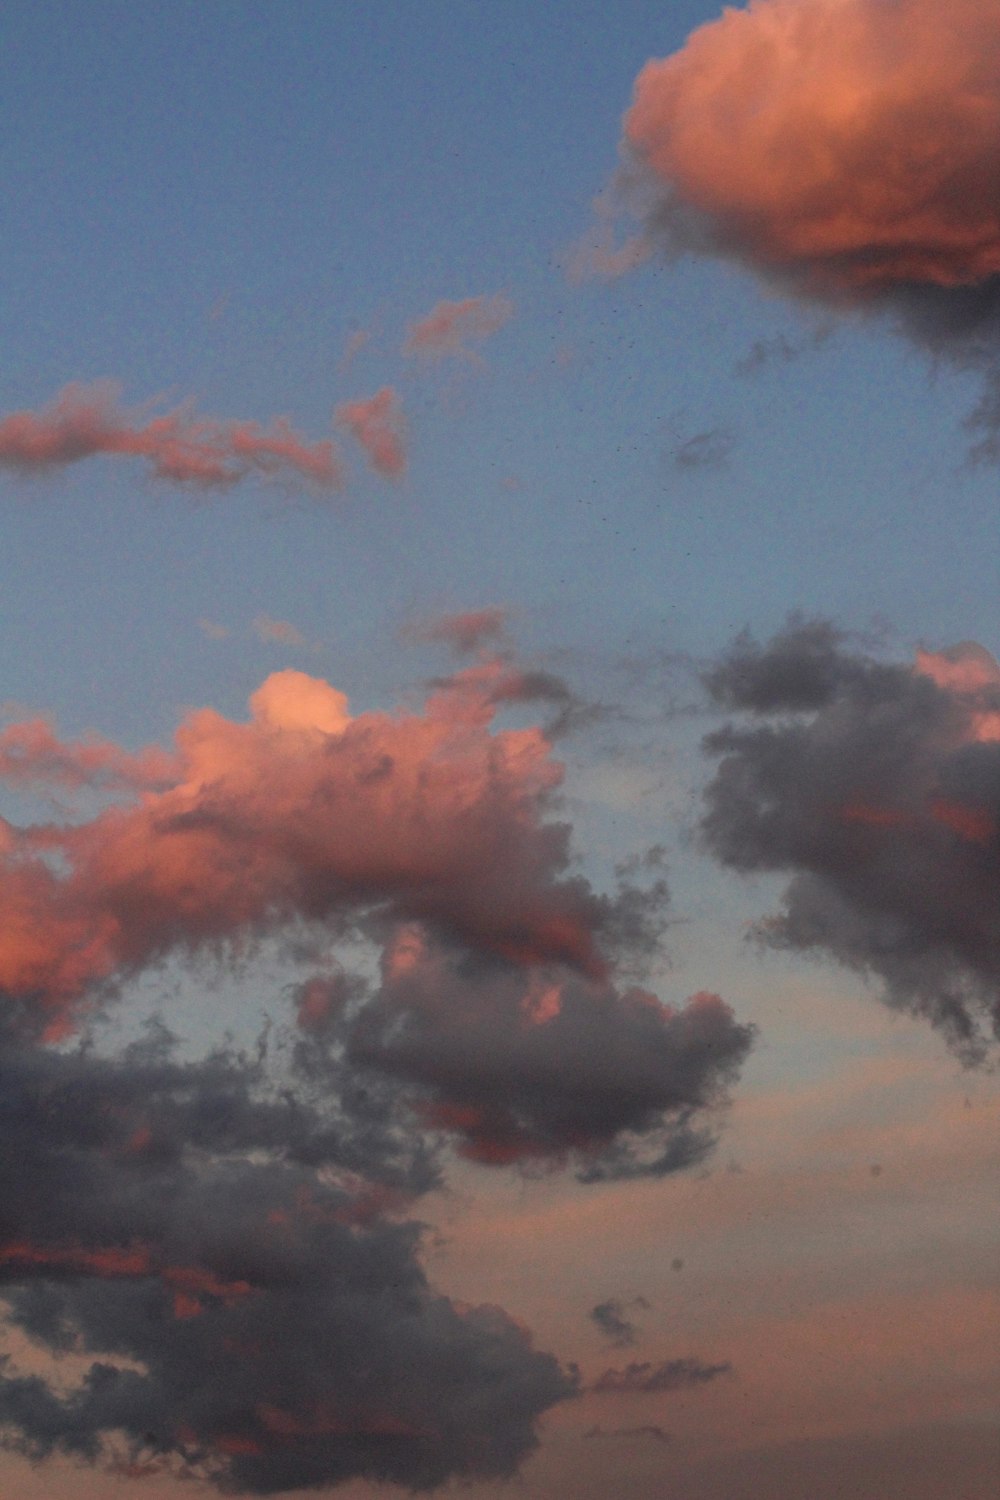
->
[701,620,1000,1059]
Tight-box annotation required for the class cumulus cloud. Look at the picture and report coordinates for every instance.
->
[701,619,1000,1059]
[403,295,514,360]
[0,660,753,1176]
[0,1019,573,1492]
[618,0,1000,445]
[335,387,406,479]
[0,382,342,489]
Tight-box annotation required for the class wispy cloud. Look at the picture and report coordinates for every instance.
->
[403,294,514,360]
[0,381,342,489]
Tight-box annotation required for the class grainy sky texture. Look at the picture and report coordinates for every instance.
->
[1,3,997,1497]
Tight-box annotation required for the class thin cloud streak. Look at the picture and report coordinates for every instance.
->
[0,382,342,490]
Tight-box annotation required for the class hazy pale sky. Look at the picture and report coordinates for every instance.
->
[0,3,997,1498]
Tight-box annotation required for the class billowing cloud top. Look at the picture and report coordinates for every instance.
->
[0,660,752,1176]
[623,0,1000,303]
[701,620,1000,1059]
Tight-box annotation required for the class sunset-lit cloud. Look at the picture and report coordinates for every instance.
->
[403,294,514,360]
[701,619,1000,1058]
[618,0,1000,449]
[335,386,406,479]
[0,382,342,490]
[406,605,509,655]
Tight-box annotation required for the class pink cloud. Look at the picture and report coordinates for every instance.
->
[335,386,406,478]
[622,0,1000,302]
[403,294,514,359]
[0,381,342,490]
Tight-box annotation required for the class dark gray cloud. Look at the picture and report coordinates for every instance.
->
[589,1297,649,1347]
[701,620,1000,1060]
[0,1020,574,1492]
[340,931,754,1181]
[590,1358,731,1395]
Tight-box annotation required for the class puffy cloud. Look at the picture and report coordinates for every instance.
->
[589,1357,731,1395]
[0,1021,573,1492]
[0,382,341,490]
[335,387,406,479]
[619,0,1000,445]
[342,931,752,1180]
[701,620,1000,1059]
[0,660,752,1179]
[403,295,514,360]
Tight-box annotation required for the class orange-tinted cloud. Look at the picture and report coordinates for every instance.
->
[335,385,406,478]
[403,294,514,359]
[0,381,342,489]
[622,0,1000,302]
[0,664,620,1034]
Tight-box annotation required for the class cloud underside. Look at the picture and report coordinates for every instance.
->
[701,619,1000,1059]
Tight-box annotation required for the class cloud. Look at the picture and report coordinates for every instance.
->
[252,615,306,648]
[0,1019,574,1492]
[407,606,510,656]
[701,619,1000,1059]
[343,935,752,1180]
[198,619,231,641]
[735,325,834,378]
[403,295,514,360]
[590,1297,649,1347]
[583,1424,672,1444]
[619,0,1000,446]
[0,382,342,490]
[589,1357,731,1395]
[335,387,406,479]
[0,659,753,1177]
[672,427,736,472]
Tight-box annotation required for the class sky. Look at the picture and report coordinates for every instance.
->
[0,1,997,1496]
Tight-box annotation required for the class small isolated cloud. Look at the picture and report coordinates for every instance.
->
[617,0,1000,452]
[590,1358,731,1395]
[735,324,834,378]
[0,382,342,490]
[252,615,306,648]
[408,606,510,656]
[701,619,1000,1060]
[335,386,406,479]
[590,1297,650,1347]
[403,295,514,360]
[198,619,231,641]
[339,327,371,372]
[672,427,736,472]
